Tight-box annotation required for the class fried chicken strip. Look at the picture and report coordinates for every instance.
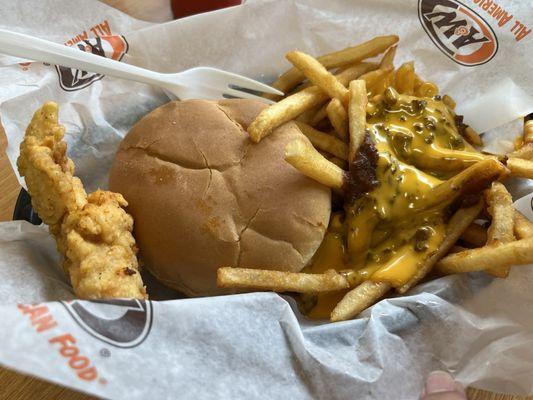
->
[17,102,147,299]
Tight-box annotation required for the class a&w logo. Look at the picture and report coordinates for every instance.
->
[56,35,129,91]
[62,299,152,348]
[418,0,498,66]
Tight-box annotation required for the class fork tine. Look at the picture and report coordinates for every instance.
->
[216,69,284,96]
[224,88,276,105]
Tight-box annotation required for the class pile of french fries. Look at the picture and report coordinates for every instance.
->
[217,35,533,322]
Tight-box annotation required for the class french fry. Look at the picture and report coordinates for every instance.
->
[335,62,380,86]
[398,201,483,293]
[427,159,508,209]
[485,182,515,277]
[249,86,329,142]
[286,51,349,104]
[379,45,397,70]
[269,35,399,96]
[359,68,390,89]
[303,63,378,102]
[367,70,394,97]
[326,98,348,140]
[449,245,468,253]
[460,223,487,247]
[435,237,533,275]
[217,267,349,292]
[394,62,415,95]
[330,280,391,322]
[287,62,376,97]
[524,120,533,144]
[295,121,348,160]
[486,182,515,245]
[328,156,347,169]
[250,63,378,142]
[310,104,328,126]
[416,81,439,98]
[442,94,456,110]
[507,157,533,179]
[463,126,483,147]
[508,143,533,160]
[348,80,368,162]
[514,210,533,239]
[285,138,345,189]
[297,104,323,124]
[413,73,439,98]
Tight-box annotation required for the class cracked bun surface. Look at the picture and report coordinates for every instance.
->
[109,99,331,296]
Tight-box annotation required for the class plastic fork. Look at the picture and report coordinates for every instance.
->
[0,29,282,103]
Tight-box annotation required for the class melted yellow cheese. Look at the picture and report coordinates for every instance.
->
[303,92,484,319]
[370,222,445,287]
[306,232,346,273]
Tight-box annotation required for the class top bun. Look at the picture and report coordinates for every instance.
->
[109,99,331,296]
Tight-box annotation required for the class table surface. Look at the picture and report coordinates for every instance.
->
[0,1,531,399]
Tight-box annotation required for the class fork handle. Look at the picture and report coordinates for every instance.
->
[0,29,180,89]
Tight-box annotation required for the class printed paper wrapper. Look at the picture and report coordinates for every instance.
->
[0,0,532,398]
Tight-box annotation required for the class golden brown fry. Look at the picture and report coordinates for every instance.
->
[486,182,515,245]
[217,267,349,292]
[428,159,508,209]
[335,62,380,85]
[286,50,349,104]
[297,104,323,124]
[348,80,368,162]
[412,73,439,98]
[398,201,483,293]
[285,138,345,189]
[379,45,397,70]
[507,157,533,179]
[485,182,515,277]
[298,62,379,94]
[460,223,487,247]
[250,63,377,142]
[328,156,347,169]
[416,81,439,98]
[330,281,391,322]
[463,126,483,147]
[436,237,533,275]
[307,35,398,69]
[524,120,533,144]
[449,245,468,253]
[442,94,456,110]
[17,103,146,299]
[514,210,533,239]
[359,68,389,88]
[295,121,348,160]
[310,104,328,126]
[394,62,415,95]
[508,143,533,160]
[326,98,348,140]
[249,86,329,142]
[367,70,394,97]
[269,36,398,96]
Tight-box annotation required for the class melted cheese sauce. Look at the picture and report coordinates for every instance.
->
[303,91,483,319]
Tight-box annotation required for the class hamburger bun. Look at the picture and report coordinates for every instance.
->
[109,99,331,296]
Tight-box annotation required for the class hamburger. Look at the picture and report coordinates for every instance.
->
[109,99,331,296]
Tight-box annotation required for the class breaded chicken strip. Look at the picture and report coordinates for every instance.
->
[62,190,147,299]
[17,102,86,234]
[17,102,147,299]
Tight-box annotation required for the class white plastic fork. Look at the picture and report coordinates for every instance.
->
[0,29,283,103]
